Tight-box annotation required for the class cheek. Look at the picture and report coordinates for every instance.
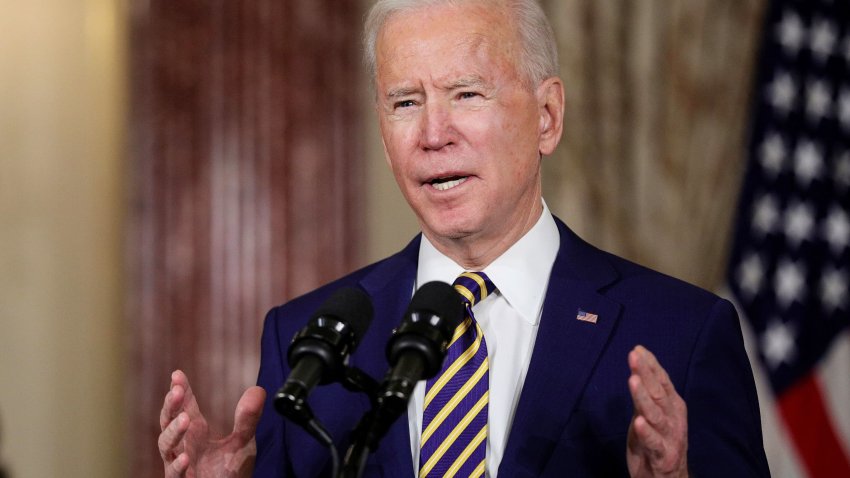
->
[454,111,502,148]
[381,114,420,146]
[468,102,536,147]
[381,129,417,171]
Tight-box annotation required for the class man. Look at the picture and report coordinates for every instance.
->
[158,0,770,476]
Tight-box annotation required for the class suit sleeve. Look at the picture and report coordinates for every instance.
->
[254,307,290,477]
[683,298,771,477]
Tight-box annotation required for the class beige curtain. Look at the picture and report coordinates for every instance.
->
[541,0,767,290]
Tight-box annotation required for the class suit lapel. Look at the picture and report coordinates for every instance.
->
[499,219,623,477]
[353,236,420,478]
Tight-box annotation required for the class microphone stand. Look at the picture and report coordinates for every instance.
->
[339,408,398,478]
[335,366,387,478]
[276,365,380,478]
[339,366,380,407]
[339,364,417,478]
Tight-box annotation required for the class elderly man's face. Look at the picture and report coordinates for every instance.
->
[375,2,561,250]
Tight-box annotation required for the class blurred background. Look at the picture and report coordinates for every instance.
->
[0,0,847,476]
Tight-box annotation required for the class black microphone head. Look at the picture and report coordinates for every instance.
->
[382,281,466,394]
[406,281,465,337]
[385,281,465,377]
[276,287,373,427]
[311,286,374,346]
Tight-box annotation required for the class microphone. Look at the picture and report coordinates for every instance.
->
[378,281,465,418]
[274,287,373,427]
[339,281,465,477]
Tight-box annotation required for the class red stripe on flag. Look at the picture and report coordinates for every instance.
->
[778,373,850,477]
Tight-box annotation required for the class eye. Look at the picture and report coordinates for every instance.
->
[458,91,480,100]
[394,99,417,109]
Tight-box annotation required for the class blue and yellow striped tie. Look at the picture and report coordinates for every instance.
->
[419,272,496,478]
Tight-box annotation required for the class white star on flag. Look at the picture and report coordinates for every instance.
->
[761,319,797,369]
[759,133,786,176]
[767,72,797,114]
[821,267,848,314]
[809,18,837,63]
[794,140,824,186]
[753,194,780,235]
[823,206,850,255]
[806,79,832,123]
[775,259,806,307]
[784,201,815,247]
[776,10,806,56]
[738,253,765,298]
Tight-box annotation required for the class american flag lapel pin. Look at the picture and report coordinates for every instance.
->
[576,309,598,324]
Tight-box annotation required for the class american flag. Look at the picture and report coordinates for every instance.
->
[728,0,850,476]
[576,309,598,324]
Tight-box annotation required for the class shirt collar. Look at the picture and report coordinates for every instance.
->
[416,200,560,325]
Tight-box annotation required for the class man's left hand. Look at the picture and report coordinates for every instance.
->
[626,345,688,478]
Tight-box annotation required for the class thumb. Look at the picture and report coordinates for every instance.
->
[232,386,266,441]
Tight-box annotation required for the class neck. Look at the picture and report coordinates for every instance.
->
[425,199,544,270]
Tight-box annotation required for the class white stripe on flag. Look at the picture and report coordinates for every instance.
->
[819,332,850,455]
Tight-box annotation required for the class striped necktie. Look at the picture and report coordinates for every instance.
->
[419,271,496,478]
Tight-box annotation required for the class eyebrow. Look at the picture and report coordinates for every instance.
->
[445,76,487,90]
[385,86,421,100]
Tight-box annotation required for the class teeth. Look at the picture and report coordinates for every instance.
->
[432,177,468,191]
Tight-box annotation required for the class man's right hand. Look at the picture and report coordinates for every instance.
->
[158,370,266,478]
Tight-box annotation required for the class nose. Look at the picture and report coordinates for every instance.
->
[419,101,454,151]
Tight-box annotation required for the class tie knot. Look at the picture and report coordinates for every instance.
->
[452,271,496,308]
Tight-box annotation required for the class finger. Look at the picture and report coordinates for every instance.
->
[160,383,186,431]
[629,346,667,401]
[633,346,684,421]
[160,370,190,430]
[165,452,189,478]
[158,412,189,459]
[232,386,267,441]
[631,414,666,460]
[171,369,189,392]
[171,370,198,407]
[631,411,689,473]
[640,346,678,397]
[160,390,172,431]
[629,373,665,429]
[171,370,205,421]
[629,346,681,422]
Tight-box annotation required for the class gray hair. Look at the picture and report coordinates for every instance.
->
[363,0,559,87]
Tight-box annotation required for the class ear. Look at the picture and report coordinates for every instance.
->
[536,76,565,156]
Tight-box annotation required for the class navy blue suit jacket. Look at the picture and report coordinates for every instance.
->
[254,218,770,477]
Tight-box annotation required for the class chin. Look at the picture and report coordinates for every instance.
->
[422,217,480,242]
[414,201,485,238]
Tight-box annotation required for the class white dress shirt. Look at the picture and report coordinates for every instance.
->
[408,201,560,477]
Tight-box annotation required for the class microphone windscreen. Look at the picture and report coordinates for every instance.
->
[311,287,374,345]
[407,281,465,334]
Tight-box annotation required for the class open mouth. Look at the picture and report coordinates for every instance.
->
[429,176,469,191]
